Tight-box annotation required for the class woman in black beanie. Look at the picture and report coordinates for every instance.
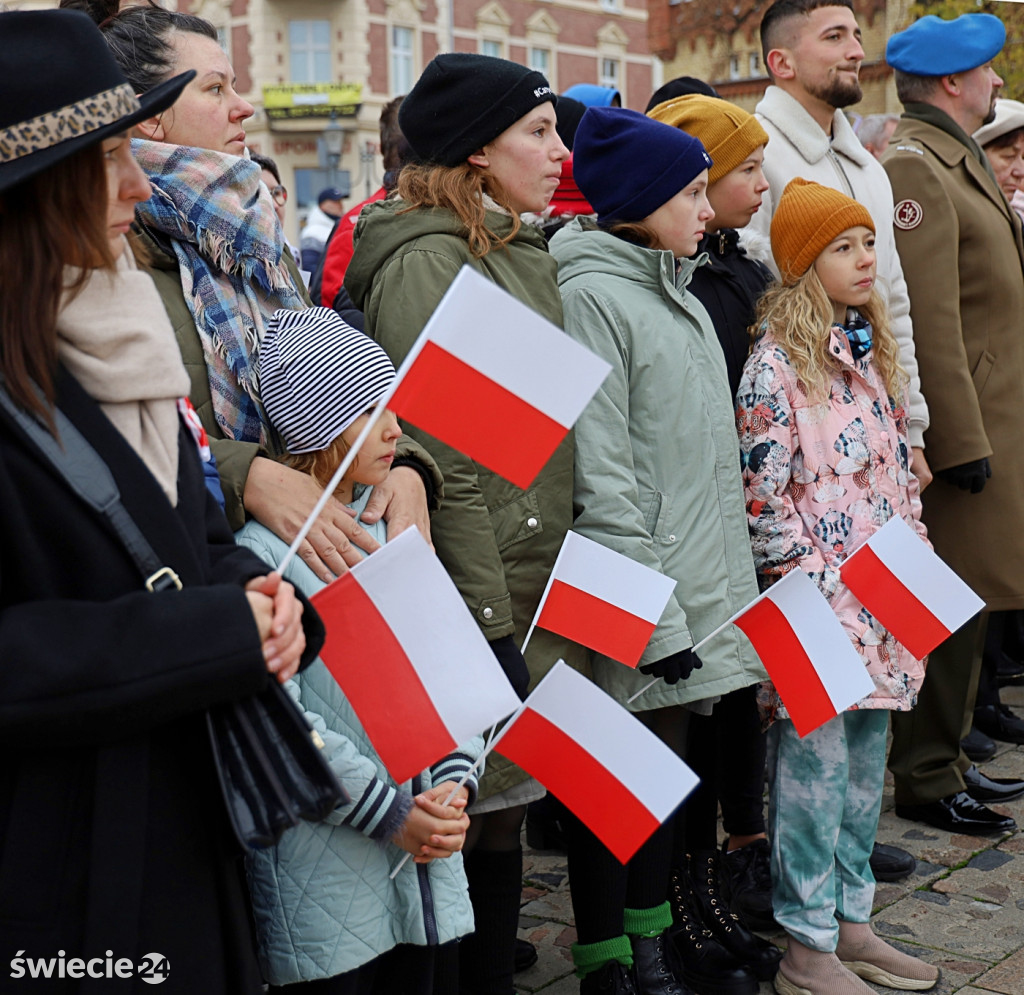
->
[345,53,586,995]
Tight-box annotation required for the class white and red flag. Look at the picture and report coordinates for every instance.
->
[492,661,698,863]
[523,531,677,667]
[387,266,611,489]
[310,527,521,784]
[839,515,984,659]
[732,569,874,738]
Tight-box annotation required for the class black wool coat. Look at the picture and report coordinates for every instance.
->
[0,367,323,994]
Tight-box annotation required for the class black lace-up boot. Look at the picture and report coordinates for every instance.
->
[579,960,639,995]
[719,838,776,931]
[681,852,782,981]
[666,868,760,995]
[630,932,691,995]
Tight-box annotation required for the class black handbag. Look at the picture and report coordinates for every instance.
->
[0,383,347,852]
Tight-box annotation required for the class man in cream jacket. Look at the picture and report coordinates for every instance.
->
[744,0,931,485]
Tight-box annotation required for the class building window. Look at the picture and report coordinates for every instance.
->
[729,53,741,80]
[481,38,503,59]
[528,47,550,77]
[289,20,331,83]
[748,51,759,76]
[216,25,231,61]
[600,0,620,10]
[391,26,414,95]
[599,57,619,91]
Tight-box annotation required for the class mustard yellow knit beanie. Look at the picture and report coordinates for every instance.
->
[647,94,768,184]
[771,178,876,285]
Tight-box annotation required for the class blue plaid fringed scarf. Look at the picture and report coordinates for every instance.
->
[132,140,305,444]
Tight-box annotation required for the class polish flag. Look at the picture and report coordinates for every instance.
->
[733,570,874,737]
[493,661,698,863]
[524,531,677,667]
[388,266,611,489]
[839,516,984,659]
[311,527,522,784]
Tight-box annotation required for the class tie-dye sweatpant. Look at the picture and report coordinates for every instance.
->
[766,709,889,951]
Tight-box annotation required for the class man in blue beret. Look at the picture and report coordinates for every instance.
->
[882,12,1024,838]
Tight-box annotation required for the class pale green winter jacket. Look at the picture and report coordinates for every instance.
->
[237,497,480,985]
[346,199,589,799]
[550,219,766,710]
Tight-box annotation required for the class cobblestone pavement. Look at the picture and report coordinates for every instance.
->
[513,685,1024,995]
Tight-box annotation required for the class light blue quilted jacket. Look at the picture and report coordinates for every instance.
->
[236,501,481,985]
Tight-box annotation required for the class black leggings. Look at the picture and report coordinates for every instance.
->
[563,705,690,943]
[681,685,767,853]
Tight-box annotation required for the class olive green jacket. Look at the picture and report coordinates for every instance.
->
[346,200,589,797]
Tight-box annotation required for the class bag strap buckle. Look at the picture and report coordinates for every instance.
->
[145,566,183,592]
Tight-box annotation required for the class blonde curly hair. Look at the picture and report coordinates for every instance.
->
[752,267,906,403]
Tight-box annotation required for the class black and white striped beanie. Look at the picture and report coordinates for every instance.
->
[259,307,396,454]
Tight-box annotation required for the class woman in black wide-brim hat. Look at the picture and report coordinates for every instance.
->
[0,11,322,990]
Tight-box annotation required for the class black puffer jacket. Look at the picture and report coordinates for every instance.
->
[688,229,774,398]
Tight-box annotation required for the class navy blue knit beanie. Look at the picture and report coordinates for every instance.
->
[572,106,713,224]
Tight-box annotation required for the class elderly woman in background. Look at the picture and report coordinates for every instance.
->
[967,98,1024,756]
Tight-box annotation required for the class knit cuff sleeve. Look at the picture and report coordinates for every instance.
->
[430,752,480,807]
[342,776,413,843]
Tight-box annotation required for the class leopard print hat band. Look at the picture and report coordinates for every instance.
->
[0,83,140,165]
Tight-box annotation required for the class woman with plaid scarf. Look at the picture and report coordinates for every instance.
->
[87,3,439,584]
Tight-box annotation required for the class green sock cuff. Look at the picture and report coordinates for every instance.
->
[623,901,674,938]
[571,935,634,979]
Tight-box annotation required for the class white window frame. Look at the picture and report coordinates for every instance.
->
[391,25,415,96]
[599,57,619,91]
[481,38,503,59]
[528,46,551,77]
[289,20,331,83]
[728,53,741,81]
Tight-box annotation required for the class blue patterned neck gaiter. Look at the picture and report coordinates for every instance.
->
[841,311,873,359]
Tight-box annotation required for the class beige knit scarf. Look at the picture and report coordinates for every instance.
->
[56,242,191,506]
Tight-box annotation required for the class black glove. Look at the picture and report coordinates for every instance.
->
[638,648,703,685]
[937,458,991,494]
[490,634,530,700]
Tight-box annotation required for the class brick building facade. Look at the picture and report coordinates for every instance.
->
[174,0,655,241]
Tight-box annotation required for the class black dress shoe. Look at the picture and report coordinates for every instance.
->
[514,938,538,973]
[895,790,1017,835]
[996,655,1024,686]
[974,703,1024,744]
[962,725,997,763]
[869,843,915,881]
[962,764,1024,803]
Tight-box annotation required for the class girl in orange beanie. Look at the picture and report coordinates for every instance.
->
[737,179,938,995]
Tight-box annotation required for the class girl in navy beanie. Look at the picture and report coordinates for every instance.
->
[549,106,768,994]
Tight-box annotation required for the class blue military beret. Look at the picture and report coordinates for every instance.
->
[886,13,1005,76]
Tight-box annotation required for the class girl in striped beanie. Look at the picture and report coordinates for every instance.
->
[235,306,482,994]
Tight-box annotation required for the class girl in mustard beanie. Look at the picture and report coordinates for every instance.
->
[738,179,939,995]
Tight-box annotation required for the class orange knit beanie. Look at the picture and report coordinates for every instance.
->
[770,178,875,284]
[647,94,768,185]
